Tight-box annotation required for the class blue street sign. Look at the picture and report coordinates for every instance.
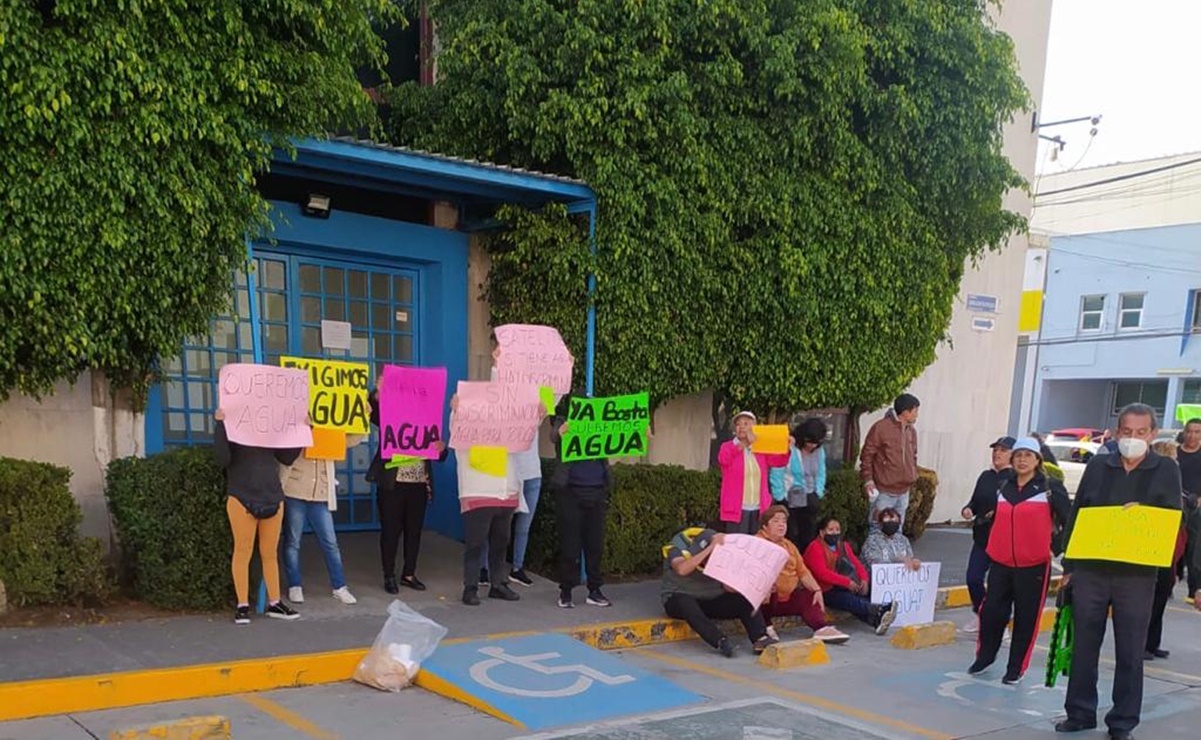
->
[420,633,701,730]
[966,293,999,314]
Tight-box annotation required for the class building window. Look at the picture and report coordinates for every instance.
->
[1191,291,1201,333]
[1079,294,1105,332]
[1184,379,1201,405]
[1118,293,1144,330]
[1112,380,1168,416]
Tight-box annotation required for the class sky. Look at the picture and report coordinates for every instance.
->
[1036,0,1201,173]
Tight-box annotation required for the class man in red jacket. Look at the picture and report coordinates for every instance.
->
[803,516,898,635]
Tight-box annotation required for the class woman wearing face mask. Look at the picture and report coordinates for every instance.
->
[860,508,922,571]
[803,516,898,635]
[757,505,850,644]
[768,418,828,551]
[969,437,1071,685]
[718,411,790,534]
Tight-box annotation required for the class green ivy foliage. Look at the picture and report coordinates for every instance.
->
[387,0,1027,411]
[0,0,397,399]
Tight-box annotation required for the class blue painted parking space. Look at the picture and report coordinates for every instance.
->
[421,634,701,730]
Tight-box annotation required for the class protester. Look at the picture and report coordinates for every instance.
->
[369,389,448,593]
[718,411,791,534]
[803,517,898,635]
[1178,418,1201,604]
[769,417,828,551]
[1144,440,1187,660]
[213,409,302,624]
[861,508,922,571]
[661,526,777,657]
[756,505,849,644]
[968,438,1070,684]
[860,394,920,529]
[1057,404,1183,739]
[550,398,613,609]
[281,450,357,606]
[960,436,1016,629]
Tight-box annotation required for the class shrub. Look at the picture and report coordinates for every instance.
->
[0,457,109,606]
[905,467,940,541]
[527,461,720,577]
[817,468,871,549]
[106,447,232,610]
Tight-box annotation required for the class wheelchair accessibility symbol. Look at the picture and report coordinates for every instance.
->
[468,646,637,698]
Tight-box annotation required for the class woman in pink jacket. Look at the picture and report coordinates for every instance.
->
[718,411,790,533]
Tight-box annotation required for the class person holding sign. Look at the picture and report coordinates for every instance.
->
[660,526,775,657]
[967,438,1070,685]
[1057,404,1182,739]
[213,409,304,625]
[803,517,898,635]
[768,418,829,552]
[281,451,358,606]
[756,506,850,644]
[718,411,791,534]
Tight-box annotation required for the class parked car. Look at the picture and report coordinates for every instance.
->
[1045,440,1101,496]
[1049,427,1105,442]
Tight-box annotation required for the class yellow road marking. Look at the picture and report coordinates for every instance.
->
[638,650,953,740]
[241,694,340,740]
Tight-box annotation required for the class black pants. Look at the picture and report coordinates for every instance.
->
[462,506,514,589]
[1145,566,1176,652]
[1065,567,1156,733]
[976,561,1051,676]
[663,592,767,648]
[1186,509,1201,597]
[556,486,607,593]
[377,483,427,579]
[787,494,821,552]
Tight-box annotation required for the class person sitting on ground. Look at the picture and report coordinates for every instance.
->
[756,505,849,644]
[803,516,898,635]
[860,507,922,571]
[661,525,777,657]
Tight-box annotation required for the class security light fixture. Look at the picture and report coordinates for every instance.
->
[303,193,332,219]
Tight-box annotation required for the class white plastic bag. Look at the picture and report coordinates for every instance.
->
[353,600,448,692]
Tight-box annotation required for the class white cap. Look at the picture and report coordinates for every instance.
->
[732,411,757,424]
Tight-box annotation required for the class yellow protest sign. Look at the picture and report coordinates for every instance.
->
[468,446,508,477]
[280,357,370,434]
[305,427,346,461]
[751,425,789,455]
[1065,505,1181,567]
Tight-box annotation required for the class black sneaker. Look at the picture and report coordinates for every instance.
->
[558,590,574,608]
[383,577,399,595]
[234,605,250,625]
[266,601,299,621]
[509,568,534,587]
[752,634,779,655]
[968,658,993,675]
[717,637,735,658]
[479,569,490,586]
[488,584,521,601]
[1002,670,1023,685]
[586,590,612,607]
[462,587,481,606]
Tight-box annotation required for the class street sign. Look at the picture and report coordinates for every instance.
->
[421,634,700,730]
[967,294,998,313]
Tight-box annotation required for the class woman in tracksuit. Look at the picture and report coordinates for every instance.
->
[969,437,1071,684]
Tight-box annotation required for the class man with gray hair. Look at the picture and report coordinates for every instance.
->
[1056,404,1182,740]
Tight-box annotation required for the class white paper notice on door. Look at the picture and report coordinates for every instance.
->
[321,320,353,350]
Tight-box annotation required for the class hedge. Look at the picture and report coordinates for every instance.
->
[0,457,109,606]
[106,447,232,610]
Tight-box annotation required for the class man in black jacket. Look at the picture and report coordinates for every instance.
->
[961,436,1015,625]
[1056,404,1183,740]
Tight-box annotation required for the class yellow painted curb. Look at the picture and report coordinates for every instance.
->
[109,715,230,740]
[936,576,1063,611]
[0,649,365,723]
[757,638,830,669]
[890,620,958,650]
[413,669,523,728]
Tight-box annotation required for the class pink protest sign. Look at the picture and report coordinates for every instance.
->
[494,324,574,395]
[379,365,447,460]
[218,363,313,448]
[703,534,789,608]
[449,381,543,452]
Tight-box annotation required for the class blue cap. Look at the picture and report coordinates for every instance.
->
[990,436,1017,450]
[1011,437,1042,457]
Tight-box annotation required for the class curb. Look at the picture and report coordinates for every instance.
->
[0,579,1052,723]
[109,715,230,740]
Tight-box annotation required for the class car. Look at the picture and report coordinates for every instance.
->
[1044,440,1101,496]
[1048,427,1105,442]
[1155,429,1183,445]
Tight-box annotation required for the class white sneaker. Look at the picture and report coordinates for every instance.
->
[332,586,357,605]
[962,621,979,634]
[288,586,304,604]
[765,626,780,641]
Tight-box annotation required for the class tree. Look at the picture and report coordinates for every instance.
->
[0,0,397,399]
[387,0,1027,413]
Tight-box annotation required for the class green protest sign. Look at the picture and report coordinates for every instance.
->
[561,392,651,462]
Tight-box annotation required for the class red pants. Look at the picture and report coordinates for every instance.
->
[761,588,828,630]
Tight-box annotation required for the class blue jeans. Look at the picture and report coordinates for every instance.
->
[480,477,542,571]
[868,490,910,531]
[284,499,347,590]
[823,587,872,624]
[966,543,991,613]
